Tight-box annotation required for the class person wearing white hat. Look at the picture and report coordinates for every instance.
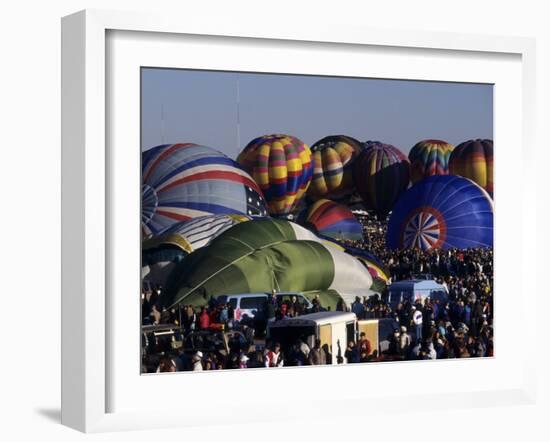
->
[411,307,423,343]
[192,351,203,371]
[398,325,411,356]
[239,354,249,369]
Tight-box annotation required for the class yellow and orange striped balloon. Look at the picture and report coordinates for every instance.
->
[308,135,363,201]
[448,139,493,196]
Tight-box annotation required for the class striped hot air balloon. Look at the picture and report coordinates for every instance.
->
[307,135,363,201]
[144,214,253,254]
[299,199,363,241]
[237,134,313,216]
[448,139,493,196]
[409,139,454,183]
[386,175,493,251]
[142,143,268,236]
[354,141,411,219]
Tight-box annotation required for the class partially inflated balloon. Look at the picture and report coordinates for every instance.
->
[448,139,493,196]
[409,139,454,183]
[237,134,313,216]
[307,135,363,201]
[354,141,410,219]
[142,143,268,236]
[162,218,373,308]
[386,175,493,251]
[299,199,363,241]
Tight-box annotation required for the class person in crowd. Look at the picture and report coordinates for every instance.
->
[199,307,210,330]
[290,295,304,316]
[264,293,276,325]
[150,304,161,325]
[410,306,423,342]
[308,339,327,365]
[238,354,249,369]
[241,323,255,345]
[345,340,360,363]
[191,351,203,371]
[248,350,265,368]
[219,303,229,324]
[358,332,372,360]
[351,296,366,319]
[265,342,284,368]
[386,328,400,356]
[183,305,196,331]
[159,306,173,324]
[398,325,411,357]
[157,357,176,373]
[204,354,217,370]
[287,339,310,366]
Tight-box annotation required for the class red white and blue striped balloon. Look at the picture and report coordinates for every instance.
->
[142,143,268,236]
[300,199,363,241]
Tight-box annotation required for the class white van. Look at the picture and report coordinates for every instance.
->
[268,311,357,365]
[216,292,314,319]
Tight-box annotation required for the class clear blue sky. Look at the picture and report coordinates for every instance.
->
[141,68,493,158]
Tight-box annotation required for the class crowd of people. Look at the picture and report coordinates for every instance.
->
[141,212,494,373]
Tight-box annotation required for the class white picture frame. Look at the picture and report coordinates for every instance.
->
[61,9,537,433]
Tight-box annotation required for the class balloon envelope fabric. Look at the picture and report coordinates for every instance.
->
[161,218,373,308]
[141,214,253,287]
[301,199,363,241]
[386,175,494,251]
[237,134,313,216]
[307,135,363,201]
[409,139,454,184]
[143,214,253,255]
[142,143,268,236]
[354,141,411,219]
[448,138,493,196]
[320,235,390,293]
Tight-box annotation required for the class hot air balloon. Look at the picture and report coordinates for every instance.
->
[307,135,363,201]
[386,175,493,251]
[354,141,410,219]
[237,134,313,216]
[299,199,363,241]
[409,139,454,183]
[142,214,253,286]
[448,138,493,196]
[161,218,373,308]
[142,143,268,236]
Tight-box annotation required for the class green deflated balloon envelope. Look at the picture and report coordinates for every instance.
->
[161,218,375,309]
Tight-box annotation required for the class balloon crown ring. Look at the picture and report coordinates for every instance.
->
[400,205,447,250]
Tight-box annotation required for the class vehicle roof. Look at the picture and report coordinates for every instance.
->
[269,311,357,327]
[222,292,304,298]
[220,293,267,299]
[141,324,181,332]
[187,329,243,336]
[389,279,445,290]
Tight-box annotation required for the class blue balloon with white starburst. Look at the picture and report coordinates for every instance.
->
[386,175,493,250]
